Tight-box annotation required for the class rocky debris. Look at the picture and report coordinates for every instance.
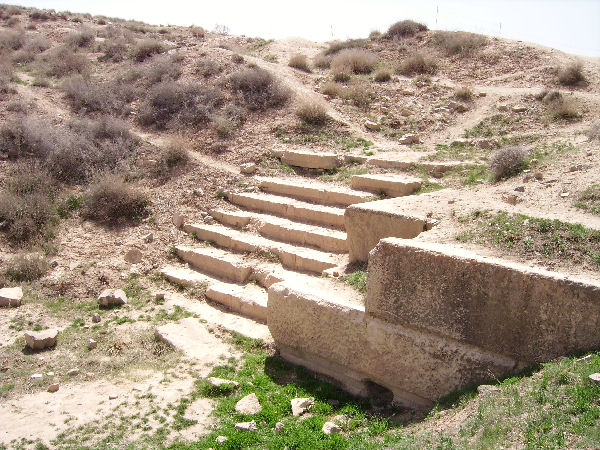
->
[216,436,228,444]
[155,292,166,301]
[1,366,8,372]
[92,313,101,323]
[514,186,525,192]
[497,103,509,111]
[142,233,154,243]
[204,215,215,224]
[235,393,262,415]
[400,108,412,117]
[24,329,58,350]
[240,162,257,174]
[87,339,97,350]
[291,397,314,416]
[502,193,522,205]
[477,385,501,395]
[478,91,487,97]
[47,384,60,393]
[589,373,600,384]
[512,105,527,113]
[322,421,342,435]
[124,248,143,264]
[98,289,127,307]
[68,368,79,376]
[108,394,118,400]
[560,192,570,198]
[0,287,23,307]
[235,420,257,431]
[398,133,420,145]
[173,213,186,228]
[274,422,284,432]
[332,414,348,425]
[30,373,43,379]
[448,101,468,113]
[207,377,239,388]
[364,120,381,131]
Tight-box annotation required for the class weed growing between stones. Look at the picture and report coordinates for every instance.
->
[575,184,600,216]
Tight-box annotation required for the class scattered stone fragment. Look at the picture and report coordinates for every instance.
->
[173,213,186,229]
[68,368,79,376]
[204,215,215,224]
[477,138,499,149]
[109,394,118,400]
[92,313,101,323]
[46,372,54,377]
[87,339,97,350]
[502,194,522,205]
[124,248,143,264]
[589,373,600,383]
[534,172,543,180]
[332,414,348,424]
[49,260,59,268]
[477,385,501,395]
[207,377,239,388]
[155,292,166,301]
[497,103,509,111]
[1,366,8,372]
[560,192,570,198]
[364,120,381,131]
[142,233,154,243]
[240,162,257,174]
[85,372,94,378]
[274,422,284,432]
[234,420,257,431]
[398,133,420,145]
[30,373,43,379]
[24,329,58,350]
[322,421,342,435]
[0,287,23,307]
[235,393,262,415]
[512,105,527,113]
[47,384,59,393]
[98,289,127,307]
[577,355,593,362]
[514,186,525,192]
[328,399,340,406]
[216,436,228,444]
[478,92,487,97]
[291,397,314,416]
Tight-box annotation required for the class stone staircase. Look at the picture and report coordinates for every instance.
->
[160,172,423,324]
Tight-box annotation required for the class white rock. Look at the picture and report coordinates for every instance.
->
[235,393,262,415]
[204,215,215,224]
[30,373,43,379]
[364,120,381,131]
[124,248,143,264]
[291,397,314,416]
[512,105,527,113]
[577,355,593,362]
[589,373,600,383]
[173,213,186,228]
[216,436,228,444]
[0,287,23,307]
[322,421,342,435]
[98,289,127,307]
[47,383,59,393]
[24,329,58,350]
[234,420,257,431]
[142,233,154,243]
[92,313,101,323]
[207,377,239,388]
[87,339,97,350]
[477,385,501,395]
[108,394,118,400]
[497,104,509,111]
[68,368,79,376]
[240,163,257,174]
[274,422,284,432]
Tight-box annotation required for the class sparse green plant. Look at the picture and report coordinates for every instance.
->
[384,20,428,39]
[557,62,586,86]
[397,53,437,76]
[574,184,600,216]
[296,100,329,125]
[288,53,311,72]
[488,145,529,181]
[341,269,367,293]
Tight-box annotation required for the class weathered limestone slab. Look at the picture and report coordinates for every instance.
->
[175,245,252,283]
[350,174,421,197]
[345,199,429,262]
[98,289,127,307]
[24,329,58,350]
[206,282,268,323]
[367,239,600,363]
[277,150,340,170]
[0,287,23,307]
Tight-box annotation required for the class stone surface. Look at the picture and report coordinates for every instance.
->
[235,393,262,415]
[240,162,257,174]
[68,369,79,376]
[0,287,23,307]
[47,384,59,393]
[173,213,186,228]
[234,421,257,431]
[216,436,228,444]
[322,422,342,435]
[350,174,422,198]
[87,339,97,350]
[142,233,154,243]
[278,149,340,170]
[207,377,239,388]
[275,422,284,432]
[398,133,420,145]
[589,373,600,383]
[291,397,314,416]
[364,120,381,131]
[92,313,101,323]
[24,329,58,350]
[512,104,527,112]
[98,289,127,307]
[124,248,143,264]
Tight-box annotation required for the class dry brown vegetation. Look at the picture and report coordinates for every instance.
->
[384,20,427,39]
[489,145,529,180]
[397,53,437,76]
[433,31,487,56]
[288,53,311,72]
[295,100,329,125]
[557,62,586,86]
[82,176,150,224]
[330,48,377,75]
[229,67,291,110]
[132,38,164,61]
[374,68,391,82]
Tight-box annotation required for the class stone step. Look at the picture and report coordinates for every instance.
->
[210,209,348,253]
[160,265,213,288]
[183,223,343,274]
[227,191,346,229]
[175,245,253,283]
[206,282,268,323]
[350,174,422,197]
[257,177,374,206]
[344,153,463,177]
[274,149,340,170]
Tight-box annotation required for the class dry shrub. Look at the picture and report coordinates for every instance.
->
[195,58,222,77]
[5,253,49,282]
[159,138,189,170]
[374,69,391,82]
[132,39,164,61]
[37,45,89,77]
[211,103,246,138]
[296,100,329,125]
[29,9,54,21]
[143,54,182,85]
[31,76,50,87]
[587,122,600,141]
[397,53,437,76]
[330,49,377,74]
[547,96,580,120]
[454,86,473,101]
[332,70,351,82]
[12,35,50,64]
[61,75,131,115]
[231,53,244,64]
[0,57,13,92]
[190,25,205,38]
[342,85,373,108]
[369,30,382,40]
[384,20,428,39]
[229,67,291,111]
[321,81,343,97]
[0,29,26,50]
[288,53,311,72]
[489,146,529,181]
[5,5,22,16]
[313,53,331,69]
[137,81,224,129]
[98,37,128,62]
[433,31,487,56]
[65,26,95,48]
[323,39,367,56]
[83,177,149,224]
[557,62,586,86]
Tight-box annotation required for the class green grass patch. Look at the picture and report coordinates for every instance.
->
[464,114,510,138]
[319,166,369,184]
[340,270,367,293]
[575,184,600,216]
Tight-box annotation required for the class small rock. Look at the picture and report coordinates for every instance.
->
[215,436,228,444]
[332,414,348,425]
[587,151,593,157]
[322,421,342,435]
[332,271,339,277]
[235,393,262,415]
[534,172,543,180]
[68,368,79,376]
[207,377,239,388]
[1,366,8,372]
[30,373,43,379]
[400,108,412,117]
[142,233,154,243]
[478,91,487,97]
[87,339,97,350]
[47,383,59,393]
[274,422,284,432]
[173,213,186,229]
[477,138,499,149]
[589,373,600,383]
[576,355,593,362]
[234,420,257,431]
[512,104,527,113]
[108,394,118,400]
[497,103,509,111]
[154,292,166,301]
[24,329,58,350]
[502,194,522,205]
[204,215,215,224]
[92,313,101,323]
[98,289,127,307]
[46,372,54,377]
[85,372,94,378]
[49,260,59,268]
[514,186,525,192]
[398,133,420,145]
[0,286,23,307]
[560,192,570,198]
[240,162,257,174]
[364,120,381,131]
[291,397,314,416]
[530,158,538,165]
[124,248,143,264]
[477,385,501,395]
